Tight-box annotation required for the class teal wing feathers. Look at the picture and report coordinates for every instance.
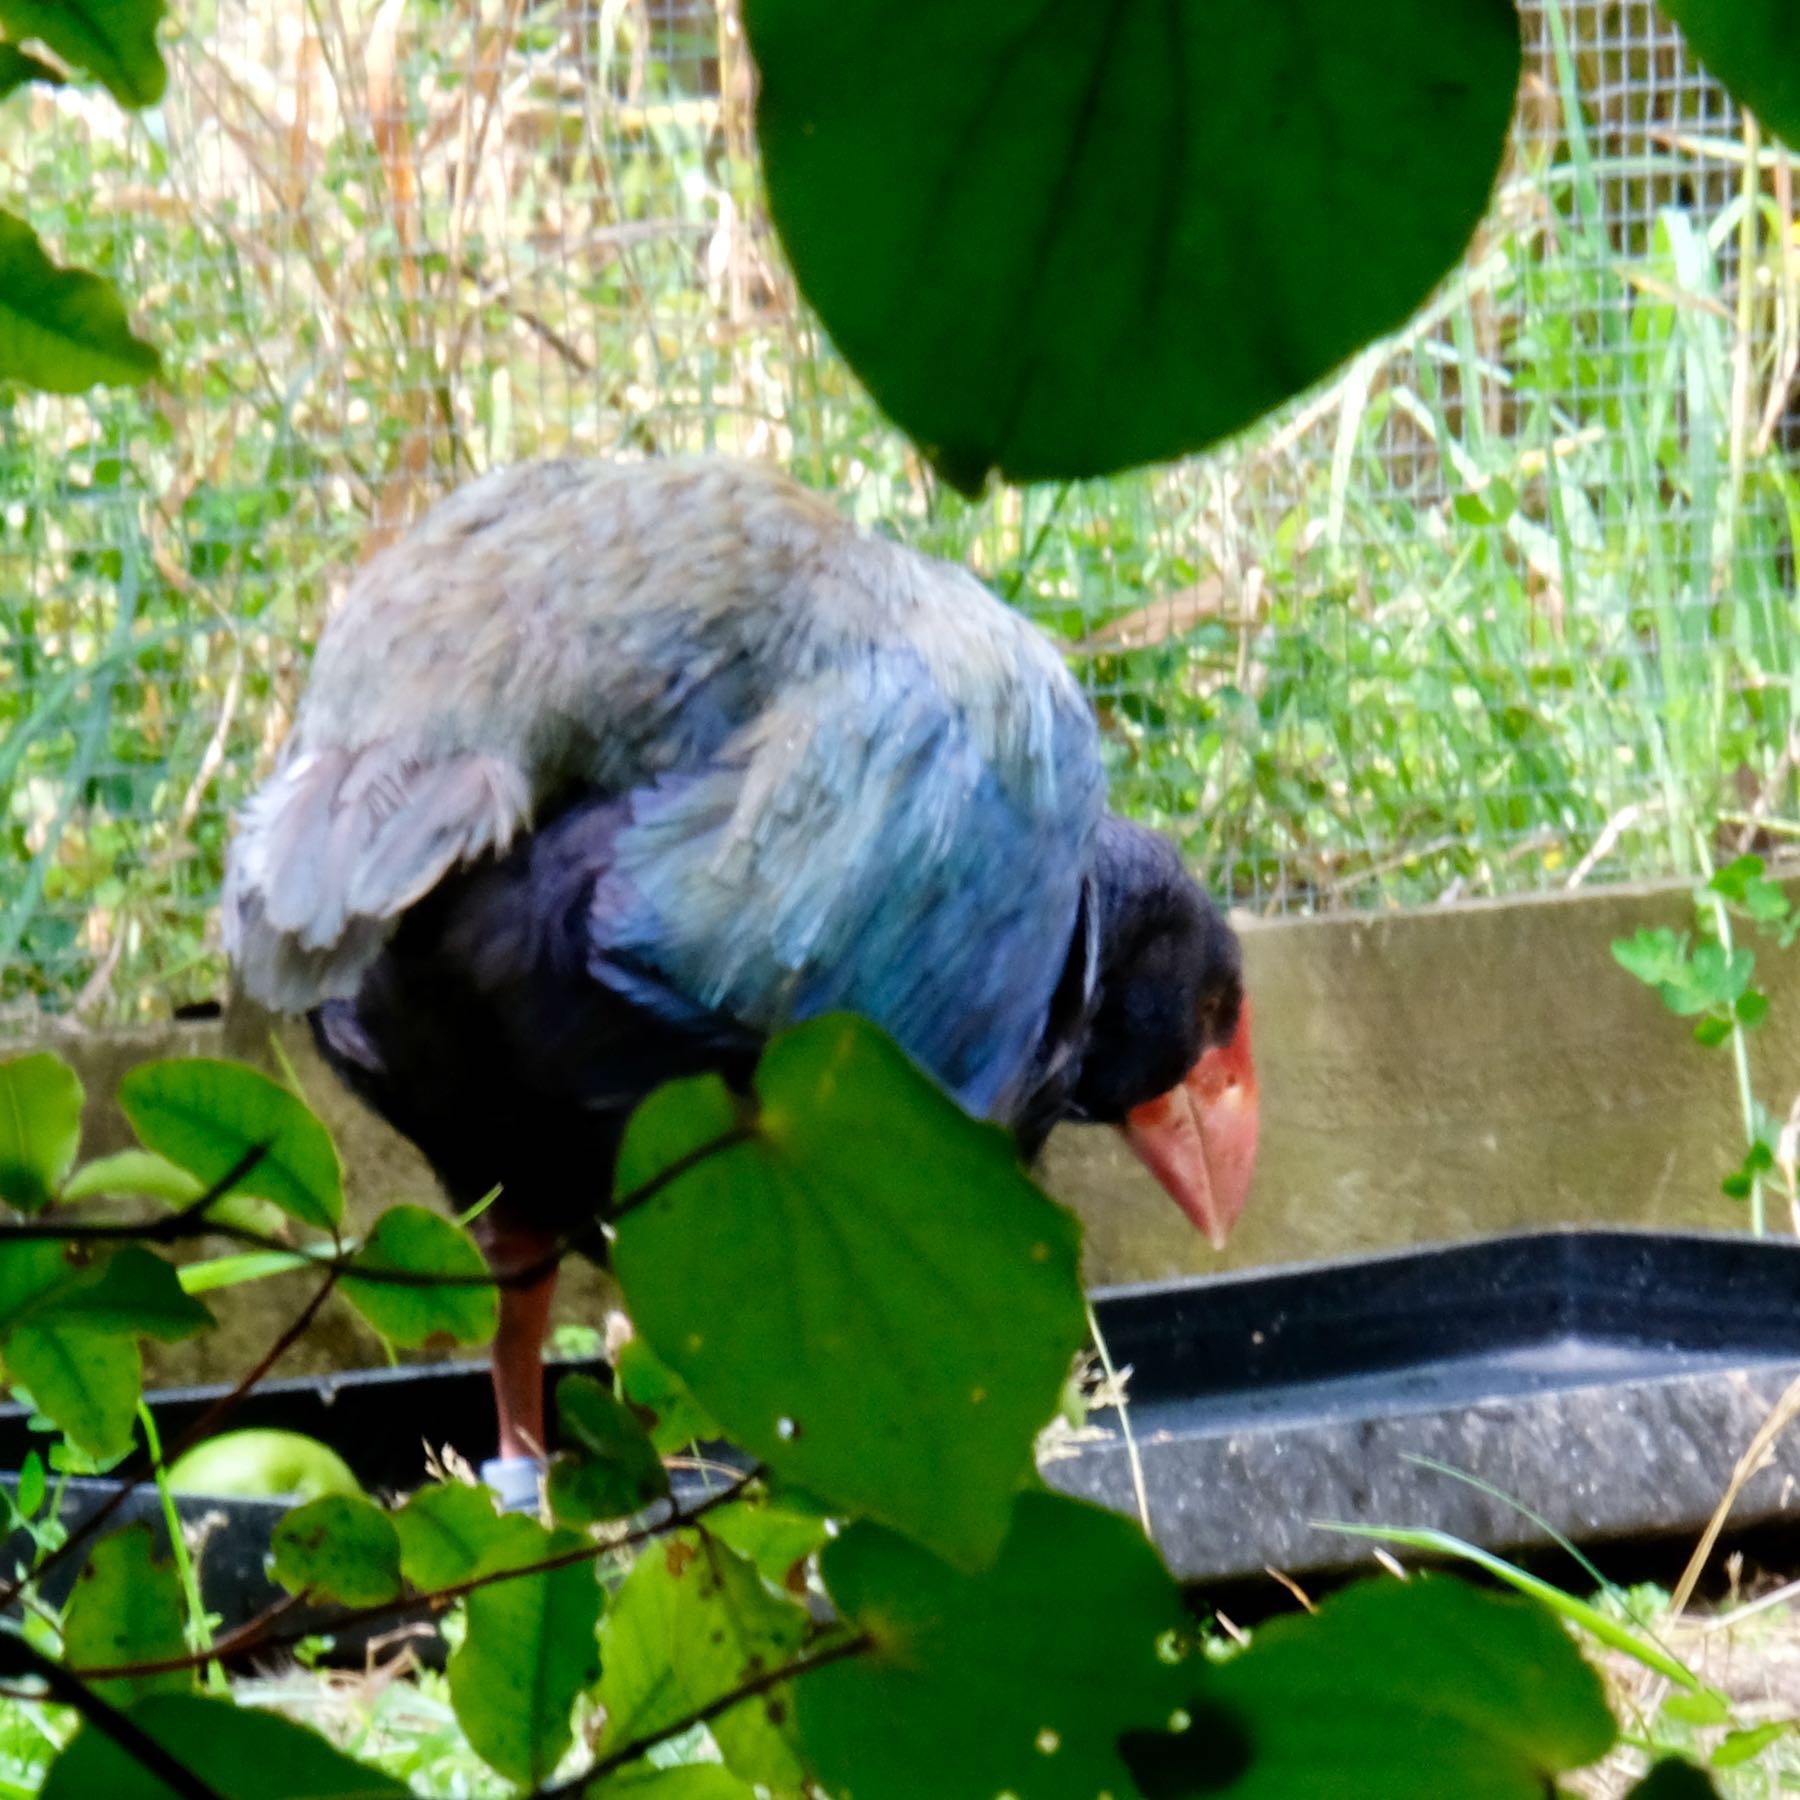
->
[593,644,1103,1118]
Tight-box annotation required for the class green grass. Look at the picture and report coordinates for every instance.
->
[0,0,1795,1022]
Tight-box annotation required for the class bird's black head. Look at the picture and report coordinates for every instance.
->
[1028,813,1258,1248]
[1069,814,1244,1123]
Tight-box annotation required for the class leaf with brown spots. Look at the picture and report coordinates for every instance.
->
[270,1493,402,1606]
[596,1530,810,1791]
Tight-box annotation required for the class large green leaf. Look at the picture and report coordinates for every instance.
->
[546,1372,669,1527]
[0,1051,83,1213]
[1660,1,1799,149]
[61,1523,191,1706]
[42,1693,411,1800]
[613,1016,1085,1569]
[54,1245,213,1341]
[0,212,159,394]
[5,1320,139,1459]
[799,1490,1191,1800]
[0,1241,211,1341]
[393,1481,522,1591]
[589,1772,759,1800]
[1121,1577,1616,1798]
[119,1058,343,1231]
[747,0,1520,492]
[270,1494,403,1607]
[0,0,167,105]
[595,1530,810,1790]
[447,1517,603,1785]
[340,1205,497,1348]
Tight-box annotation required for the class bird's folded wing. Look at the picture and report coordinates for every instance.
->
[223,741,530,1010]
[590,657,1103,1120]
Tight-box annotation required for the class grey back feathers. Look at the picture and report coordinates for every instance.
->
[223,747,527,1008]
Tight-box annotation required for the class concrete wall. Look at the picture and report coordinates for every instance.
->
[11,877,1793,1380]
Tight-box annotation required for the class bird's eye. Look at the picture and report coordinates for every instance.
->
[1195,988,1237,1048]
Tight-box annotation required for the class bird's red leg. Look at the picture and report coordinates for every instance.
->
[475,1215,561,1463]
[493,1269,557,1460]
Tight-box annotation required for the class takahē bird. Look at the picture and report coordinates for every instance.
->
[223,458,1259,1495]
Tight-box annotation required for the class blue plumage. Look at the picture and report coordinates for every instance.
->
[596,644,1099,1116]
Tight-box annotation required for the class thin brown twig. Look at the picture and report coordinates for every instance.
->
[534,1629,875,1798]
[0,1144,272,1614]
[0,1126,753,1290]
[68,1463,765,1683]
[8,1128,755,1666]
[0,1269,342,1622]
[178,1270,345,1456]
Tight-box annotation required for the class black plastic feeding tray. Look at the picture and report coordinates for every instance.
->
[6,1228,1800,1632]
[1051,1227,1800,1582]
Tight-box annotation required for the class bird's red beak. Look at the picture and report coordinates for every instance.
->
[1120,1001,1259,1250]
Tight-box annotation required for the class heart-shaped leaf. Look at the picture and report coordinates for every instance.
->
[0,1051,83,1213]
[614,1016,1085,1570]
[1659,1,1799,149]
[119,1058,342,1232]
[271,1494,403,1607]
[748,0,1520,490]
[341,1205,497,1349]
[0,212,159,394]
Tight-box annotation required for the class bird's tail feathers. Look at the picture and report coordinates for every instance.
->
[224,742,529,1010]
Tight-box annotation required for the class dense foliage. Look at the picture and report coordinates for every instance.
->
[0,1027,1691,1797]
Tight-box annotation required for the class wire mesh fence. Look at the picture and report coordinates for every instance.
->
[1,0,1795,1025]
